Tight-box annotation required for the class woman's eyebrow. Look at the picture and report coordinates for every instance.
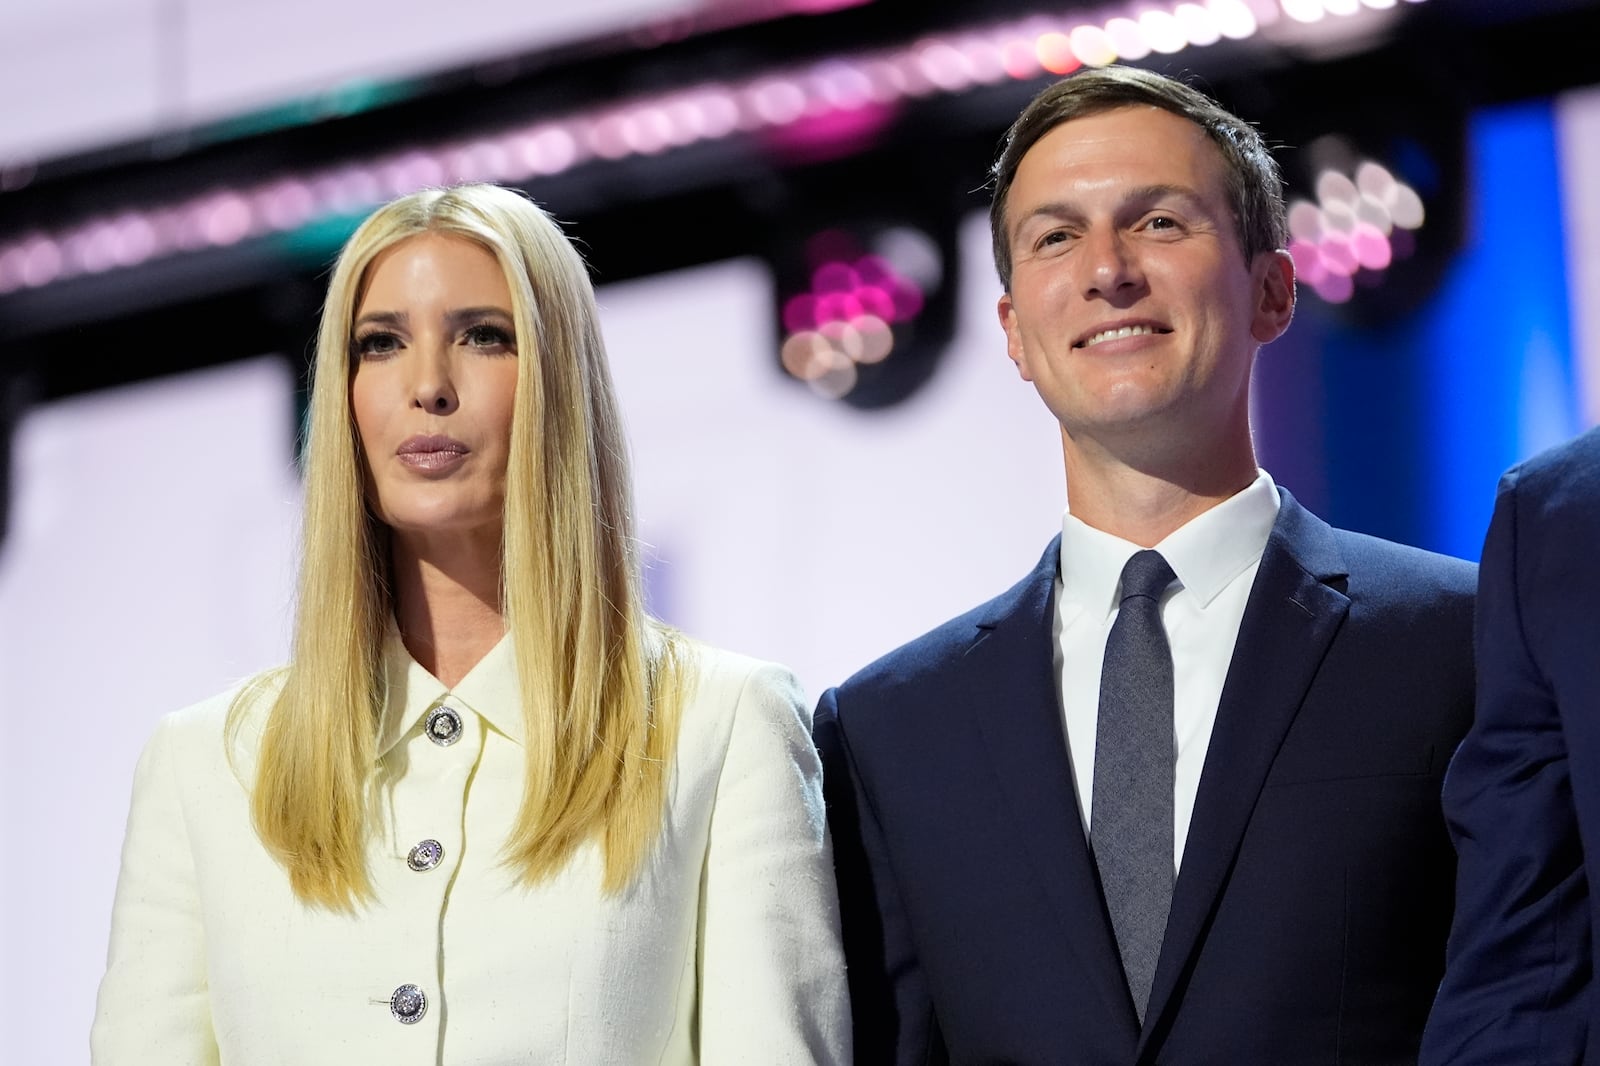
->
[444,306,514,325]
[353,309,406,330]
[352,307,513,330]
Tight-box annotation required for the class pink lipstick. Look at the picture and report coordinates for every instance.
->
[396,434,469,472]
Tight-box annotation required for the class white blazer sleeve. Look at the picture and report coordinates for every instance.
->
[697,663,851,1064]
[91,713,220,1066]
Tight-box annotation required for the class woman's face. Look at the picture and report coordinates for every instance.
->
[349,232,520,544]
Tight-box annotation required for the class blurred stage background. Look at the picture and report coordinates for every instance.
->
[3,0,1598,1058]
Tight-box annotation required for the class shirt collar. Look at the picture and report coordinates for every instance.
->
[375,624,523,756]
[1157,470,1279,607]
[1058,469,1280,617]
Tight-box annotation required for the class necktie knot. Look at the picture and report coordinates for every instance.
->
[1119,550,1175,605]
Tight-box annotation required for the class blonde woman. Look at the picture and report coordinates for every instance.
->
[91,183,849,1064]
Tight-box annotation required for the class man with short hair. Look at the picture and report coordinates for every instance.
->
[816,66,1475,1063]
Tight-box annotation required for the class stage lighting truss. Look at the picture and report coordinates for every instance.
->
[0,0,1424,297]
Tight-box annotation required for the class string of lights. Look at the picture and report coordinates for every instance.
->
[0,0,1421,298]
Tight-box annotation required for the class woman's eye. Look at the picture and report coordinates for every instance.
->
[354,331,401,359]
[463,323,515,351]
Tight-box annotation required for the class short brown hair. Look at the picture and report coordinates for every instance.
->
[989,66,1287,290]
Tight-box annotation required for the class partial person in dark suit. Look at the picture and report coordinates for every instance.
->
[815,66,1476,1065]
[1420,427,1600,1065]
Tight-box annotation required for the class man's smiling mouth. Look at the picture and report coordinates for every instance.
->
[1077,324,1171,349]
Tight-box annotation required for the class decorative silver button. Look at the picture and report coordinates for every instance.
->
[425,707,462,746]
[407,839,444,872]
[390,983,427,1024]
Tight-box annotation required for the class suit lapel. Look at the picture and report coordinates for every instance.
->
[966,537,1140,1033]
[1137,492,1352,1056]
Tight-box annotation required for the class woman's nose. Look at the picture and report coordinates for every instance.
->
[410,347,459,414]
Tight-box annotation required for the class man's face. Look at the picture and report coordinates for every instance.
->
[997,105,1292,454]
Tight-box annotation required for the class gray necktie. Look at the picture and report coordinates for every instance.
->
[1092,549,1177,1024]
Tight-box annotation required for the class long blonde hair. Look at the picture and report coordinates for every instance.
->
[234,184,688,908]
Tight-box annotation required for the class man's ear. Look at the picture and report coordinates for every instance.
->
[998,292,1033,381]
[1251,249,1296,344]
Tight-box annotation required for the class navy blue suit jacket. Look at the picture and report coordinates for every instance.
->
[1421,428,1600,1064]
[817,490,1475,1065]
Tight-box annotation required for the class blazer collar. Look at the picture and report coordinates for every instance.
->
[1136,488,1351,1057]
[375,625,524,756]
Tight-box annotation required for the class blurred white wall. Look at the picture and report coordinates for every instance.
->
[0,0,696,163]
[0,357,303,1065]
[1558,82,1600,425]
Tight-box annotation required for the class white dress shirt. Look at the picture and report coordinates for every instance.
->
[92,634,849,1065]
[1054,470,1280,872]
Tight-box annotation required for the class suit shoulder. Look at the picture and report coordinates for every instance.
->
[1329,528,1477,604]
[134,670,287,798]
[832,589,1020,705]
[675,639,810,746]
[158,669,284,746]
[122,669,284,815]
[1513,424,1600,488]
[679,640,800,704]
[1500,427,1600,530]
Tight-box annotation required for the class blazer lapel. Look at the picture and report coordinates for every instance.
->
[966,537,1140,1033]
[1137,492,1352,1056]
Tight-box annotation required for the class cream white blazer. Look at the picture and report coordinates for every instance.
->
[91,636,850,1065]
